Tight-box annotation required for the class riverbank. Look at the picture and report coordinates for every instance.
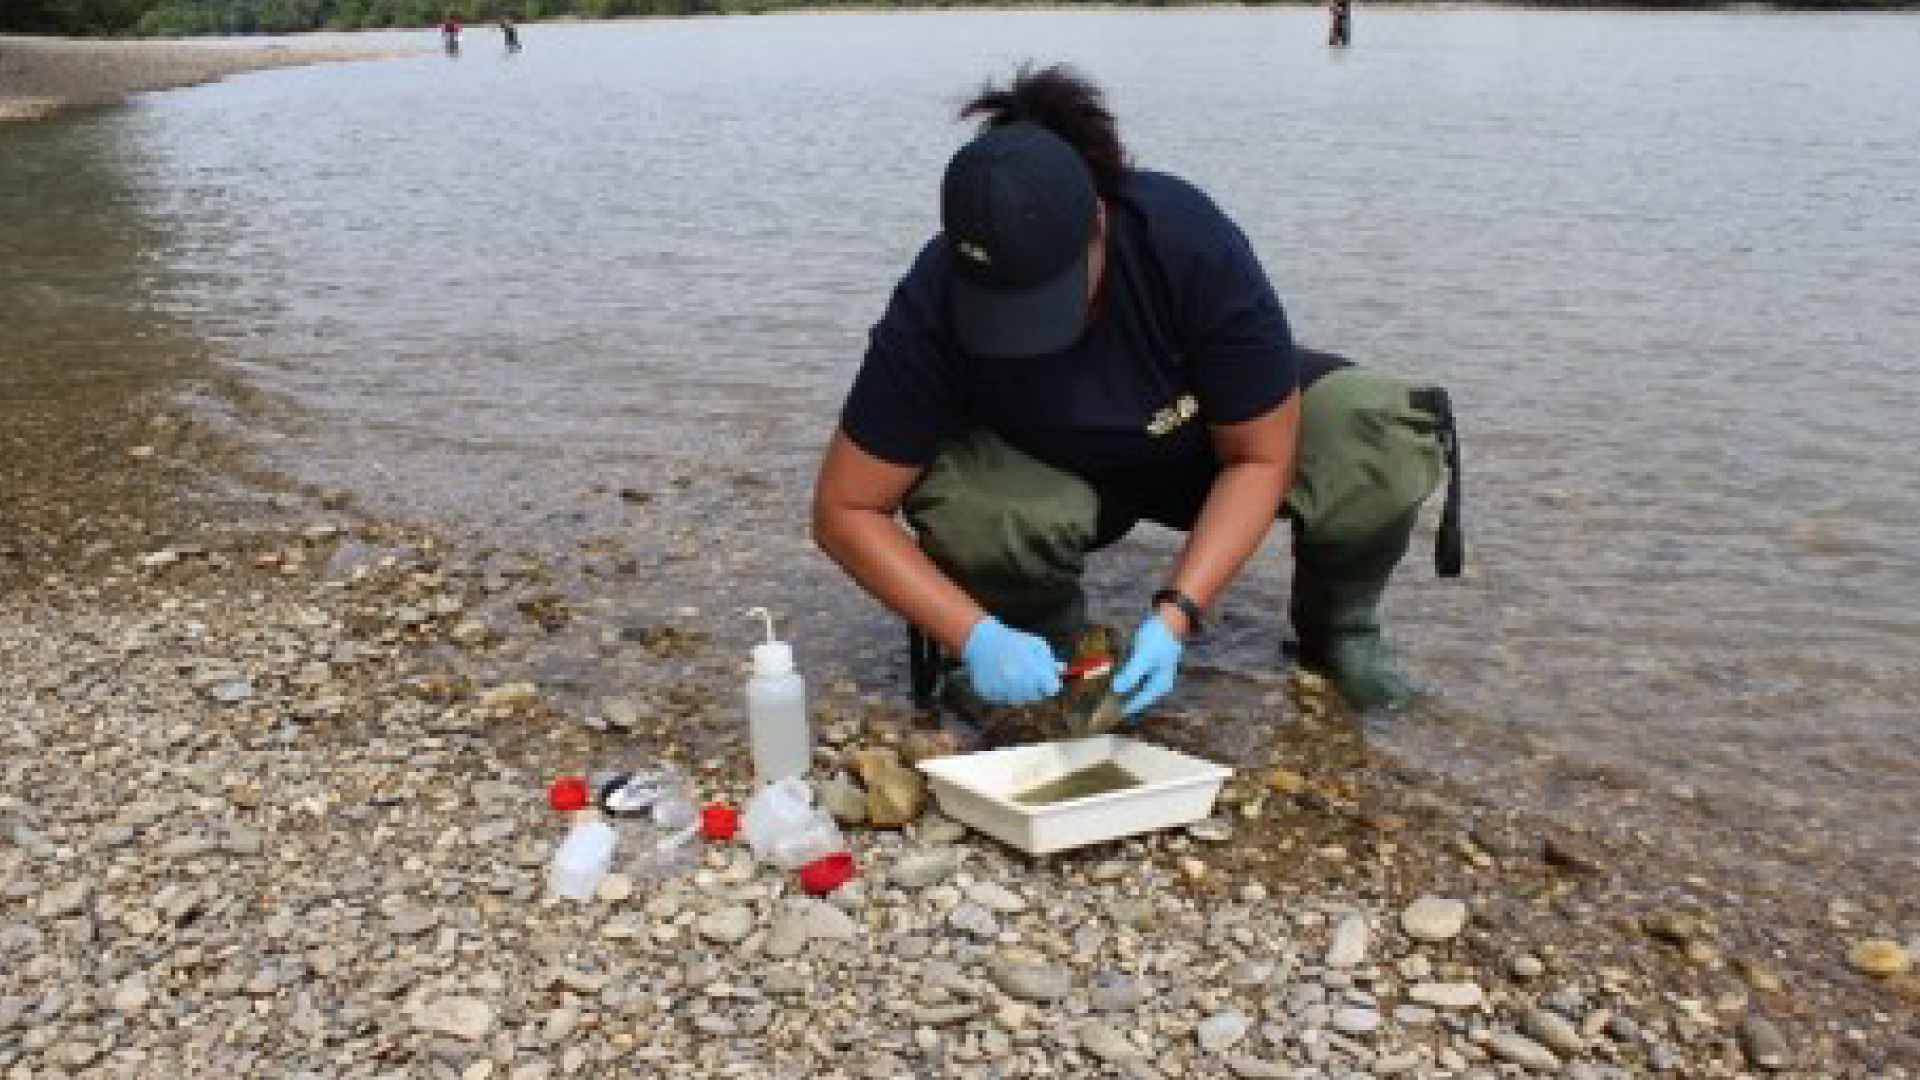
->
[3,378,1918,1076]
[0,33,403,122]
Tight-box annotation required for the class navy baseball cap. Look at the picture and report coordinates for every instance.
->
[940,122,1098,358]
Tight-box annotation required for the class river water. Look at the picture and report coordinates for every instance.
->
[4,8,1918,880]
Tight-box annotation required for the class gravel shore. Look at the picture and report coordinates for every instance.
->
[0,33,400,121]
[3,391,1918,1076]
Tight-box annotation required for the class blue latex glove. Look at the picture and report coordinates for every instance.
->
[961,617,1062,705]
[1113,613,1183,717]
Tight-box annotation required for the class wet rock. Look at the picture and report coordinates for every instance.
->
[1734,956,1784,992]
[1847,939,1910,977]
[901,730,967,764]
[1643,911,1708,946]
[1509,954,1546,981]
[1522,1006,1584,1056]
[852,748,926,827]
[1541,831,1608,876]
[477,682,538,710]
[1738,1015,1791,1071]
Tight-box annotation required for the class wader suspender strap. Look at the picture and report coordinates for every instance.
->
[1409,386,1465,578]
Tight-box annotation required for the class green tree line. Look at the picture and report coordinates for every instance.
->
[3,0,1908,38]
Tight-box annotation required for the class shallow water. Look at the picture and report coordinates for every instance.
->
[1014,761,1143,806]
[3,8,1918,879]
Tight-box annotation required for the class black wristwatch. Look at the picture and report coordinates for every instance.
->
[1151,588,1204,637]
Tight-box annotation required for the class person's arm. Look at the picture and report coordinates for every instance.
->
[1156,390,1300,634]
[810,431,988,654]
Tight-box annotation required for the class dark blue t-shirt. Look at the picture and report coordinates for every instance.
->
[840,169,1297,490]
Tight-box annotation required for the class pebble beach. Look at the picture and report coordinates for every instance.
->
[3,323,1919,1079]
[4,44,1920,1078]
[0,33,397,121]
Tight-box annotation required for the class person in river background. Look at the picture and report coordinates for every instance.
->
[498,17,521,54]
[1329,0,1353,48]
[440,14,461,55]
[811,63,1460,718]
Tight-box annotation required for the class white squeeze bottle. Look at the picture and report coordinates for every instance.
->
[745,607,811,787]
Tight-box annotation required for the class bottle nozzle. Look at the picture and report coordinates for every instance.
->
[744,606,793,676]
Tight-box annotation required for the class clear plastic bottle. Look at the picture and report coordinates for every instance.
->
[547,817,616,899]
[591,764,700,879]
[744,607,811,787]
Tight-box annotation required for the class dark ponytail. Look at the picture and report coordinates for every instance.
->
[960,63,1128,200]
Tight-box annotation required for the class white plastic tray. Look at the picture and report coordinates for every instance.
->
[915,736,1231,856]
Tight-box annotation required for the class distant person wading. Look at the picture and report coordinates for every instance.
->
[498,17,521,54]
[1329,0,1353,48]
[441,14,461,55]
[811,64,1464,719]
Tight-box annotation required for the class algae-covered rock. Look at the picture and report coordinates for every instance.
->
[940,623,1129,741]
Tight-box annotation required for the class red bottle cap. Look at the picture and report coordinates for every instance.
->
[548,776,589,813]
[795,852,856,895]
[700,802,739,841]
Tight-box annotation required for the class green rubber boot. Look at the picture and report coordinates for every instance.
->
[1289,608,1414,713]
[1289,516,1418,714]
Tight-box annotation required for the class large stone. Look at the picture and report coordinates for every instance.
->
[1325,914,1370,967]
[696,904,756,945]
[1399,896,1468,942]
[818,772,868,825]
[1223,1056,1291,1079]
[987,959,1071,1002]
[966,882,1027,914]
[765,897,857,958]
[415,996,496,1041]
[1738,1016,1791,1071]
[1089,971,1151,1012]
[1196,1010,1250,1052]
[1541,831,1608,876]
[1522,1007,1584,1056]
[35,883,88,919]
[1487,1031,1560,1071]
[852,748,926,827]
[1076,1021,1141,1062]
[1331,1007,1382,1036]
[1848,939,1911,977]
[890,850,959,890]
[948,902,999,938]
[1408,982,1484,1010]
